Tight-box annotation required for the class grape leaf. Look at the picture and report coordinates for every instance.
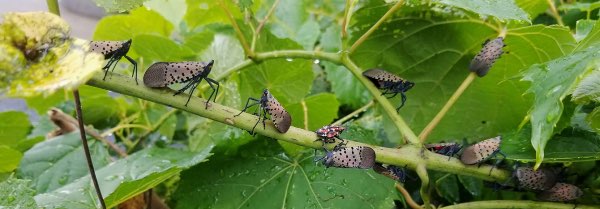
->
[0,146,23,172]
[0,111,31,147]
[438,0,530,22]
[93,0,146,13]
[0,176,37,208]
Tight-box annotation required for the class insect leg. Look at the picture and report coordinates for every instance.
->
[183,76,203,107]
[174,75,201,96]
[261,107,268,130]
[397,92,407,111]
[102,57,117,80]
[205,77,220,109]
[124,55,138,85]
[235,97,261,117]
[250,103,264,135]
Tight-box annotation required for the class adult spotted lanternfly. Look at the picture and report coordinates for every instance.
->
[373,163,408,183]
[515,167,559,191]
[425,142,462,161]
[315,125,345,145]
[90,40,138,84]
[235,89,292,134]
[143,60,219,108]
[537,183,583,202]
[362,69,415,111]
[460,136,505,174]
[319,146,376,169]
[469,37,505,77]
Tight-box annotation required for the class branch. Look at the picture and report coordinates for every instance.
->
[439,200,596,209]
[395,183,422,209]
[419,72,476,142]
[219,0,253,58]
[349,0,404,53]
[545,0,564,26]
[251,0,280,51]
[416,165,431,209]
[341,54,420,145]
[86,72,511,182]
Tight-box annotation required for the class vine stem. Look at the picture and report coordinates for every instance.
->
[341,0,357,39]
[73,90,107,209]
[545,0,564,26]
[251,0,280,51]
[419,72,477,142]
[45,1,105,208]
[219,0,254,58]
[331,100,373,126]
[87,72,511,182]
[416,165,431,209]
[395,183,422,209]
[349,0,404,53]
[342,54,421,145]
[438,200,594,209]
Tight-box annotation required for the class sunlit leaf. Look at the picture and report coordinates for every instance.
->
[287,93,340,131]
[515,0,548,19]
[144,0,187,27]
[94,7,173,41]
[0,146,23,172]
[133,34,196,61]
[573,70,600,104]
[575,20,597,42]
[93,0,146,13]
[438,0,530,22]
[0,111,31,147]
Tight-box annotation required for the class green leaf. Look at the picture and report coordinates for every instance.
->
[319,24,342,52]
[573,70,600,104]
[34,145,213,208]
[575,20,600,50]
[438,0,530,22]
[264,0,322,49]
[0,146,23,172]
[183,31,215,54]
[434,173,459,203]
[144,0,187,27]
[575,20,597,42]
[94,7,173,41]
[17,132,110,193]
[323,61,371,109]
[522,45,600,167]
[0,12,104,97]
[0,176,37,208]
[515,0,548,19]
[79,86,121,129]
[457,175,483,197]
[132,34,196,61]
[185,0,242,29]
[351,7,576,142]
[586,107,600,133]
[172,140,396,208]
[93,0,146,13]
[559,2,600,13]
[287,93,340,131]
[0,111,31,147]
[24,91,66,114]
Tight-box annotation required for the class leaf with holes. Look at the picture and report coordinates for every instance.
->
[171,140,397,209]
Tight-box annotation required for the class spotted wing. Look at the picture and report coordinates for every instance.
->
[143,62,169,87]
[89,40,126,58]
[537,183,582,201]
[469,38,504,77]
[362,68,404,87]
[516,167,558,191]
[460,136,501,164]
[264,91,292,133]
[330,146,375,169]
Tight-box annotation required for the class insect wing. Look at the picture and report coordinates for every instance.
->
[264,91,291,133]
[460,136,501,165]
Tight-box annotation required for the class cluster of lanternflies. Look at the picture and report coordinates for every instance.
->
[89,37,582,202]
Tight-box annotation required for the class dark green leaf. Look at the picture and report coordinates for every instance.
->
[172,140,396,209]
[79,86,121,129]
[18,132,110,193]
[0,176,37,208]
[34,145,213,208]
[586,107,600,133]
[434,173,460,203]
[323,61,371,109]
[287,93,340,131]
[457,175,483,197]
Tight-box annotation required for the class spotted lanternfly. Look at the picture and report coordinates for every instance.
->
[460,136,505,174]
[373,163,408,183]
[425,142,462,161]
[362,69,415,111]
[315,125,345,144]
[143,60,219,108]
[319,146,376,169]
[537,183,583,202]
[469,37,505,77]
[235,89,292,134]
[89,40,138,84]
[515,167,559,191]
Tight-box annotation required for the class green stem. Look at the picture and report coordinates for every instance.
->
[332,100,373,126]
[87,72,510,182]
[349,0,404,53]
[46,0,60,15]
[545,0,564,26]
[251,0,280,51]
[439,200,597,209]
[219,0,254,58]
[419,73,476,142]
[341,0,357,39]
[341,54,420,145]
[416,165,431,209]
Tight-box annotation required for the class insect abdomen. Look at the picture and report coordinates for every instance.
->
[537,183,583,202]
[515,167,558,191]
[264,90,292,133]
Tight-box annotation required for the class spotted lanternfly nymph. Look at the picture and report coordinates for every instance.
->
[537,183,583,202]
[143,60,219,108]
[319,146,376,169]
[425,142,462,161]
[373,163,408,183]
[362,69,415,111]
[235,89,292,134]
[515,167,559,191]
[315,125,345,145]
[469,37,505,77]
[90,40,138,84]
[460,136,505,175]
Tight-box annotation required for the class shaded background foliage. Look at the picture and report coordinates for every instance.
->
[1,0,600,208]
